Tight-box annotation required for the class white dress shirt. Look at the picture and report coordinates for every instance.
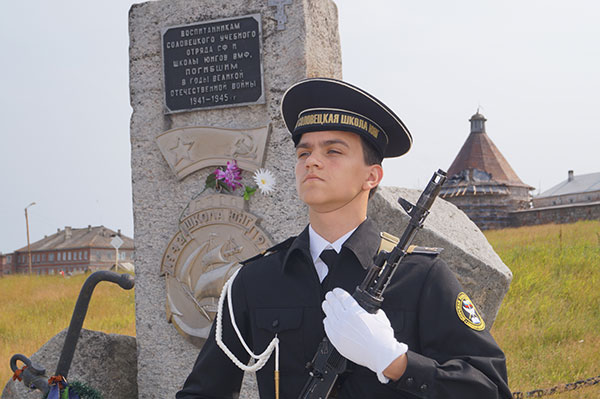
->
[308,224,359,282]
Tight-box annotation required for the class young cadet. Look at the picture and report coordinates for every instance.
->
[176,78,512,399]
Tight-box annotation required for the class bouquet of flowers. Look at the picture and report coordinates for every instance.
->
[205,160,276,200]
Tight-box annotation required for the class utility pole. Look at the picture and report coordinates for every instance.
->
[25,202,36,275]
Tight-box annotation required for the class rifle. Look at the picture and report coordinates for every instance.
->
[298,169,447,399]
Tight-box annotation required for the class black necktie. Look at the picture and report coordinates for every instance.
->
[319,249,339,287]
[320,249,339,270]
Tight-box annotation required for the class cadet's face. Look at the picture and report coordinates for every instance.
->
[295,130,374,213]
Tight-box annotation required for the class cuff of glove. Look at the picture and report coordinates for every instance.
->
[376,341,408,384]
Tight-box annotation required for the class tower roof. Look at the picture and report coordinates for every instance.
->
[446,111,532,188]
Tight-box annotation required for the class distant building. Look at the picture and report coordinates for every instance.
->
[533,170,600,207]
[440,111,534,230]
[510,171,600,226]
[2,225,134,275]
[0,253,14,277]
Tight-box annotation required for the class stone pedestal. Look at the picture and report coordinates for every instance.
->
[2,329,137,399]
[129,1,341,397]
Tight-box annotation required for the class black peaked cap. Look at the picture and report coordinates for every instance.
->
[281,77,412,158]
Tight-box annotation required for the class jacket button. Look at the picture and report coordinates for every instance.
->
[272,319,279,328]
[420,384,428,391]
[405,377,414,387]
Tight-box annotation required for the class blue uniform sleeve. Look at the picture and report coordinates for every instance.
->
[390,258,513,399]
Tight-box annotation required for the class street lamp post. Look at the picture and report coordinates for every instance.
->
[25,202,36,275]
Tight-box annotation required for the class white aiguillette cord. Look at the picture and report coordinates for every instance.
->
[216,268,281,399]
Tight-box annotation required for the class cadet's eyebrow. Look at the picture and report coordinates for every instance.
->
[323,139,349,148]
[296,142,312,150]
[296,139,349,149]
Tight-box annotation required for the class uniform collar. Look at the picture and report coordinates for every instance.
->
[308,224,359,264]
[282,218,381,272]
[341,218,381,270]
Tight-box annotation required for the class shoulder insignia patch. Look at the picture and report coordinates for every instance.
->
[406,245,443,256]
[240,236,296,265]
[455,292,486,331]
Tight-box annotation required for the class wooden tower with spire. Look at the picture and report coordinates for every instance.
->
[440,111,534,229]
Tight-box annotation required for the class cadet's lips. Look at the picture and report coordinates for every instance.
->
[303,173,324,183]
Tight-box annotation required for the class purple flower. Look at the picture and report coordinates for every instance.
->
[214,160,243,190]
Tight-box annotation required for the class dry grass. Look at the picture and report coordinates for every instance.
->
[487,221,600,398]
[0,272,135,385]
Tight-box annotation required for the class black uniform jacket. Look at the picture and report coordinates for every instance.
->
[176,218,512,399]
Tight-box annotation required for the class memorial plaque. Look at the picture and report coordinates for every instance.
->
[162,14,265,113]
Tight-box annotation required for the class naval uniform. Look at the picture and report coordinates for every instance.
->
[176,218,512,399]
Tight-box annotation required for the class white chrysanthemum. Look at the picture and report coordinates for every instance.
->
[253,168,276,194]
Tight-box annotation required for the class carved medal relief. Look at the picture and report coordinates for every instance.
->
[161,194,273,346]
[156,125,270,180]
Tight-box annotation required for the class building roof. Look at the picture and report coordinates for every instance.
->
[440,168,512,198]
[537,171,600,198]
[445,111,533,189]
[15,225,134,252]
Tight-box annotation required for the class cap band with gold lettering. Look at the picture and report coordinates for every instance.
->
[293,108,388,157]
[281,78,412,158]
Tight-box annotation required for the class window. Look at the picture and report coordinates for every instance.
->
[49,253,54,262]
[84,252,88,260]
[68,252,72,261]
[42,254,46,262]
[7,255,11,262]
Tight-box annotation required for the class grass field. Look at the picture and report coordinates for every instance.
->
[487,220,600,398]
[0,272,135,386]
[1,221,599,397]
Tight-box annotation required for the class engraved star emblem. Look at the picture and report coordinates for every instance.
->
[169,138,194,166]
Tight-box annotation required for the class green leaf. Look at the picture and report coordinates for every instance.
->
[243,186,257,200]
[205,172,217,189]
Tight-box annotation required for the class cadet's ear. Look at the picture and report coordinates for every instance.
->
[363,164,383,191]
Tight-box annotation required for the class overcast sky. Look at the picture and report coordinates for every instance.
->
[1,0,598,253]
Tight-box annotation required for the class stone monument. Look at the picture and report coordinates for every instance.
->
[129,1,511,398]
[129,1,341,397]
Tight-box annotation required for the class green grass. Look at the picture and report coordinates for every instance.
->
[0,272,135,385]
[487,221,600,397]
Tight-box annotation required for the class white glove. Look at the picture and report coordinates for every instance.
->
[322,287,408,384]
